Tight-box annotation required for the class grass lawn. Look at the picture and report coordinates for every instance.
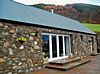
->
[83,23,100,32]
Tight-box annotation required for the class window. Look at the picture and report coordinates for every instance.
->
[42,33,71,61]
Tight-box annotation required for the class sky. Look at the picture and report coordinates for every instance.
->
[13,0,100,6]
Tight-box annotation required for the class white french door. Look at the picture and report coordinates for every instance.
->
[42,33,71,61]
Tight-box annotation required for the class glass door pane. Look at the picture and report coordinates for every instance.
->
[42,35,50,58]
[59,36,63,56]
[64,36,70,56]
[52,35,57,58]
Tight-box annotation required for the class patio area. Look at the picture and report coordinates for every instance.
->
[29,55,100,74]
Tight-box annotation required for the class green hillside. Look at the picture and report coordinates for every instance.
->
[72,3,99,12]
[84,23,100,32]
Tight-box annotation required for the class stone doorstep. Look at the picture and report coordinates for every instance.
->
[49,57,81,65]
[90,53,100,56]
[46,59,91,71]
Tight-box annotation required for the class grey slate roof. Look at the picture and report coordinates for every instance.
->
[0,0,96,34]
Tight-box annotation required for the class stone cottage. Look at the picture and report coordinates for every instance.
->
[0,0,97,74]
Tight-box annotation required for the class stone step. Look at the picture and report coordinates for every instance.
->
[90,53,100,56]
[49,57,81,65]
[46,59,90,71]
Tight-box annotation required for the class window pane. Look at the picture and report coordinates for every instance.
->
[42,35,50,58]
[59,36,63,56]
[52,35,57,58]
[64,36,70,55]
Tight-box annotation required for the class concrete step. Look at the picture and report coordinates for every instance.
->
[90,53,100,56]
[46,59,90,71]
[50,57,81,65]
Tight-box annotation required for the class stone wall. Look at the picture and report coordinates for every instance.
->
[71,33,97,57]
[0,22,44,74]
[0,21,97,74]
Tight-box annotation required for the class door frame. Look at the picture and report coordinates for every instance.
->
[42,33,71,61]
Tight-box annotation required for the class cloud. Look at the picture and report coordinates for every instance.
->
[13,0,100,6]
[13,0,34,5]
[88,0,100,6]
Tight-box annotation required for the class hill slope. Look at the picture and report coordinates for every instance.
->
[67,3,100,24]
[32,3,100,24]
[84,23,100,32]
